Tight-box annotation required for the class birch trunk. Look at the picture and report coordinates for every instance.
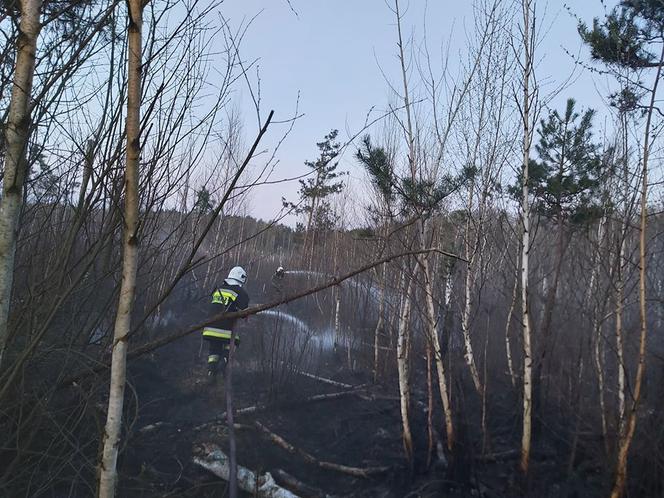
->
[615,231,627,438]
[373,265,386,381]
[461,250,482,394]
[0,0,42,365]
[614,124,632,439]
[422,255,454,451]
[396,273,415,468]
[334,286,341,352]
[519,0,534,475]
[504,270,518,388]
[194,445,298,498]
[461,166,482,396]
[98,2,143,496]
[587,216,609,453]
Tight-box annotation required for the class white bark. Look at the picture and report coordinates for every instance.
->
[0,0,42,365]
[615,229,627,437]
[334,285,341,351]
[396,273,415,465]
[194,446,298,498]
[461,253,482,393]
[519,0,535,475]
[373,264,386,381]
[422,256,454,451]
[614,127,632,440]
[504,271,518,388]
[461,179,482,394]
[98,2,143,496]
[587,217,609,451]
[289,367,354,389]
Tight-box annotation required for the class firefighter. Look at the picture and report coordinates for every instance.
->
[202,266,250,377]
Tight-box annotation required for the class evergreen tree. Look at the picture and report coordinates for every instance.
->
[578,3,664,497]
[193,186,213,213]
[510,98,606,426]
[530,98,604,224]
[285,129,344,232]
[355,135,394,203]
[355,134,395,220]
[578,0,664,69]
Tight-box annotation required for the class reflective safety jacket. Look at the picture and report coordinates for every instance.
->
[202,280,250,341]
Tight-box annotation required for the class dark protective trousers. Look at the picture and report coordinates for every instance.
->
[205,337,240,375]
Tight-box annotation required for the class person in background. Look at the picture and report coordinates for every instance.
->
[201,266,250,377]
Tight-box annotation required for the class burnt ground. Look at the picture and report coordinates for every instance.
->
[116,334,413,497]
[111,331,610,498]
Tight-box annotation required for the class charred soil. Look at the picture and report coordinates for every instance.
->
[109,332,612,498]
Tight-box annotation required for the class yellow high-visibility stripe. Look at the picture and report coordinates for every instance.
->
[208,354,220,363]
[202,327,232,339]
[212,289,239,305]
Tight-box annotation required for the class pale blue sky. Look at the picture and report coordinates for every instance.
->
[215,0,618,224]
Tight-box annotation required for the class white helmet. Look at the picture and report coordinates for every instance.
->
[227,266,247,286]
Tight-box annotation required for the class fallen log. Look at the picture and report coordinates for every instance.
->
[193,443,299,498]
[272,469,331,498]
[254,420,390,478]
[305,388,368,402]
[291,369,354,389]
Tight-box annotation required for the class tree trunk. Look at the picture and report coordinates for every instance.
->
[98,2,143,496]
[396,272,415,469]
[614,134,632,440]
[534,220,567,409]
[615,230,627,439]
[303,193,318,270]
[588,216,609,455]
[422,255,454,451]
[461,255,482,394]
[426,342,434,468]
[505,268,518,388]
[373,273,385,381]
[334,285,341,353]
[610,42,664,498]
[461,180,482,395]
[226,334,238,498]
[519,0,534,476]
[194,445,298,498]
[0,0,42,366]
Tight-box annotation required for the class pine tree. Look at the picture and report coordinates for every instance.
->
[531,98,603,224]
[526,98,605,419]
[193,186,213,213]
[284,129,344,264]
[289,129,344,232]
[579,0,664,70]
[578,2,664,497]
